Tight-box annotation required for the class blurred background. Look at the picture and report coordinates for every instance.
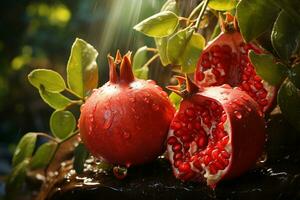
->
[0,0,167,197]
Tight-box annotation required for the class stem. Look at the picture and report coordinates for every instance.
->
[193,0,210,31]
[187,1,204,25]
[35,132,59,143]
[146,47,158,53]
[44,130,80,173]
[60,130,80,143]
[142,53,159,68]
[63,100,83,110]
[65,88,85,101]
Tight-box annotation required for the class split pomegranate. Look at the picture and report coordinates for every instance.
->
[194,17,276,113]
[79,51,175,166]
[167,77,266,187]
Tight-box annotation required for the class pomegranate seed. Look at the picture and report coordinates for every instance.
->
[185,108,195,118]
[172,144,182,152]
[254,75,261,81]
[181,171,195,181]
[174,152,183,160]
[212,57,220,65]
[183,142,190,150]
[221,45,232,53]
[202,60,211,68]
[254,82,263,89]
[211,149,219,160]
[178,162,191,172]
[194,121,202,130]
[242,74,248,81]
[174,160,182,167]
[212,68,221,77]
[202,52,210,60]
[258,99,268,106]
[220,114,227,122]
[208,164,217,174]
[197,135,208,149]
[193,159,203,170]
[210,101,218,110]
[214,160,225,170]
[171,121,181,130]
[203,155,211,166]
[196,72,205,81]
[182,135,192,142]
[174,130,184,137]
[257,89,267,98]
[221,135,229,145]
[241,82,250,91]
[167,136,177,145]
[220,150,230,159]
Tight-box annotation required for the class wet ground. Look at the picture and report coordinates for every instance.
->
[5,112,300,200]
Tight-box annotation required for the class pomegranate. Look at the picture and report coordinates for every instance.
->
[79,51,175,166]
[167,76,266,187]
[194,16,276,113]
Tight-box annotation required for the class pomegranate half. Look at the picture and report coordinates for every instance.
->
[79,52,175,166]
[167,77,266,187]
[194,17,276,113]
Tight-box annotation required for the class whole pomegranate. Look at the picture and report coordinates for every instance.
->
[194,15,276,113]
[167,76,266,187]
[79,52,175,166]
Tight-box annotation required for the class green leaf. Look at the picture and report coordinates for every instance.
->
[28,69,66,92]
[209,0,237,11]
[6,159,30,191]
[132,46,149,79]
[271,10,300,62]
[180,32,205,73]
[161,0,178,13]
[249,51,288,85]
[73,143,89,174]
[154,0,179,66]
[167,28,193,64]
[271,0,300,26]
[169,92,182,109]
[134,11,179,38]
[67,38,99,98]
[289,64,300,89]
[12,133,37,167]
[155,37,171,66]
[30,142,57,170]
[167,28,205,73]
[50,110,76,139]
[39,86,72,110]
[236,0,279,42]
[278,80,300,132]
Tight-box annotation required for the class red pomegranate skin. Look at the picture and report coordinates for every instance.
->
[79,52,175,166]
[167,78,266,186]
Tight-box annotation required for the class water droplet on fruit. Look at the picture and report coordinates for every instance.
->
[152,103,159,111]
[143,97,150,104]
[147,80,156,85]
[245,105,252,112]
[103,110,114,129]
[122,131,131,139]
[125,162,131,168]
[129,97,135,102]
[160,91,168,97]
[234,111,242,119]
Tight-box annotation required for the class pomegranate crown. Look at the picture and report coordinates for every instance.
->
[166,74,199,97]
[219,12,239,33]
[107,50,135,84]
